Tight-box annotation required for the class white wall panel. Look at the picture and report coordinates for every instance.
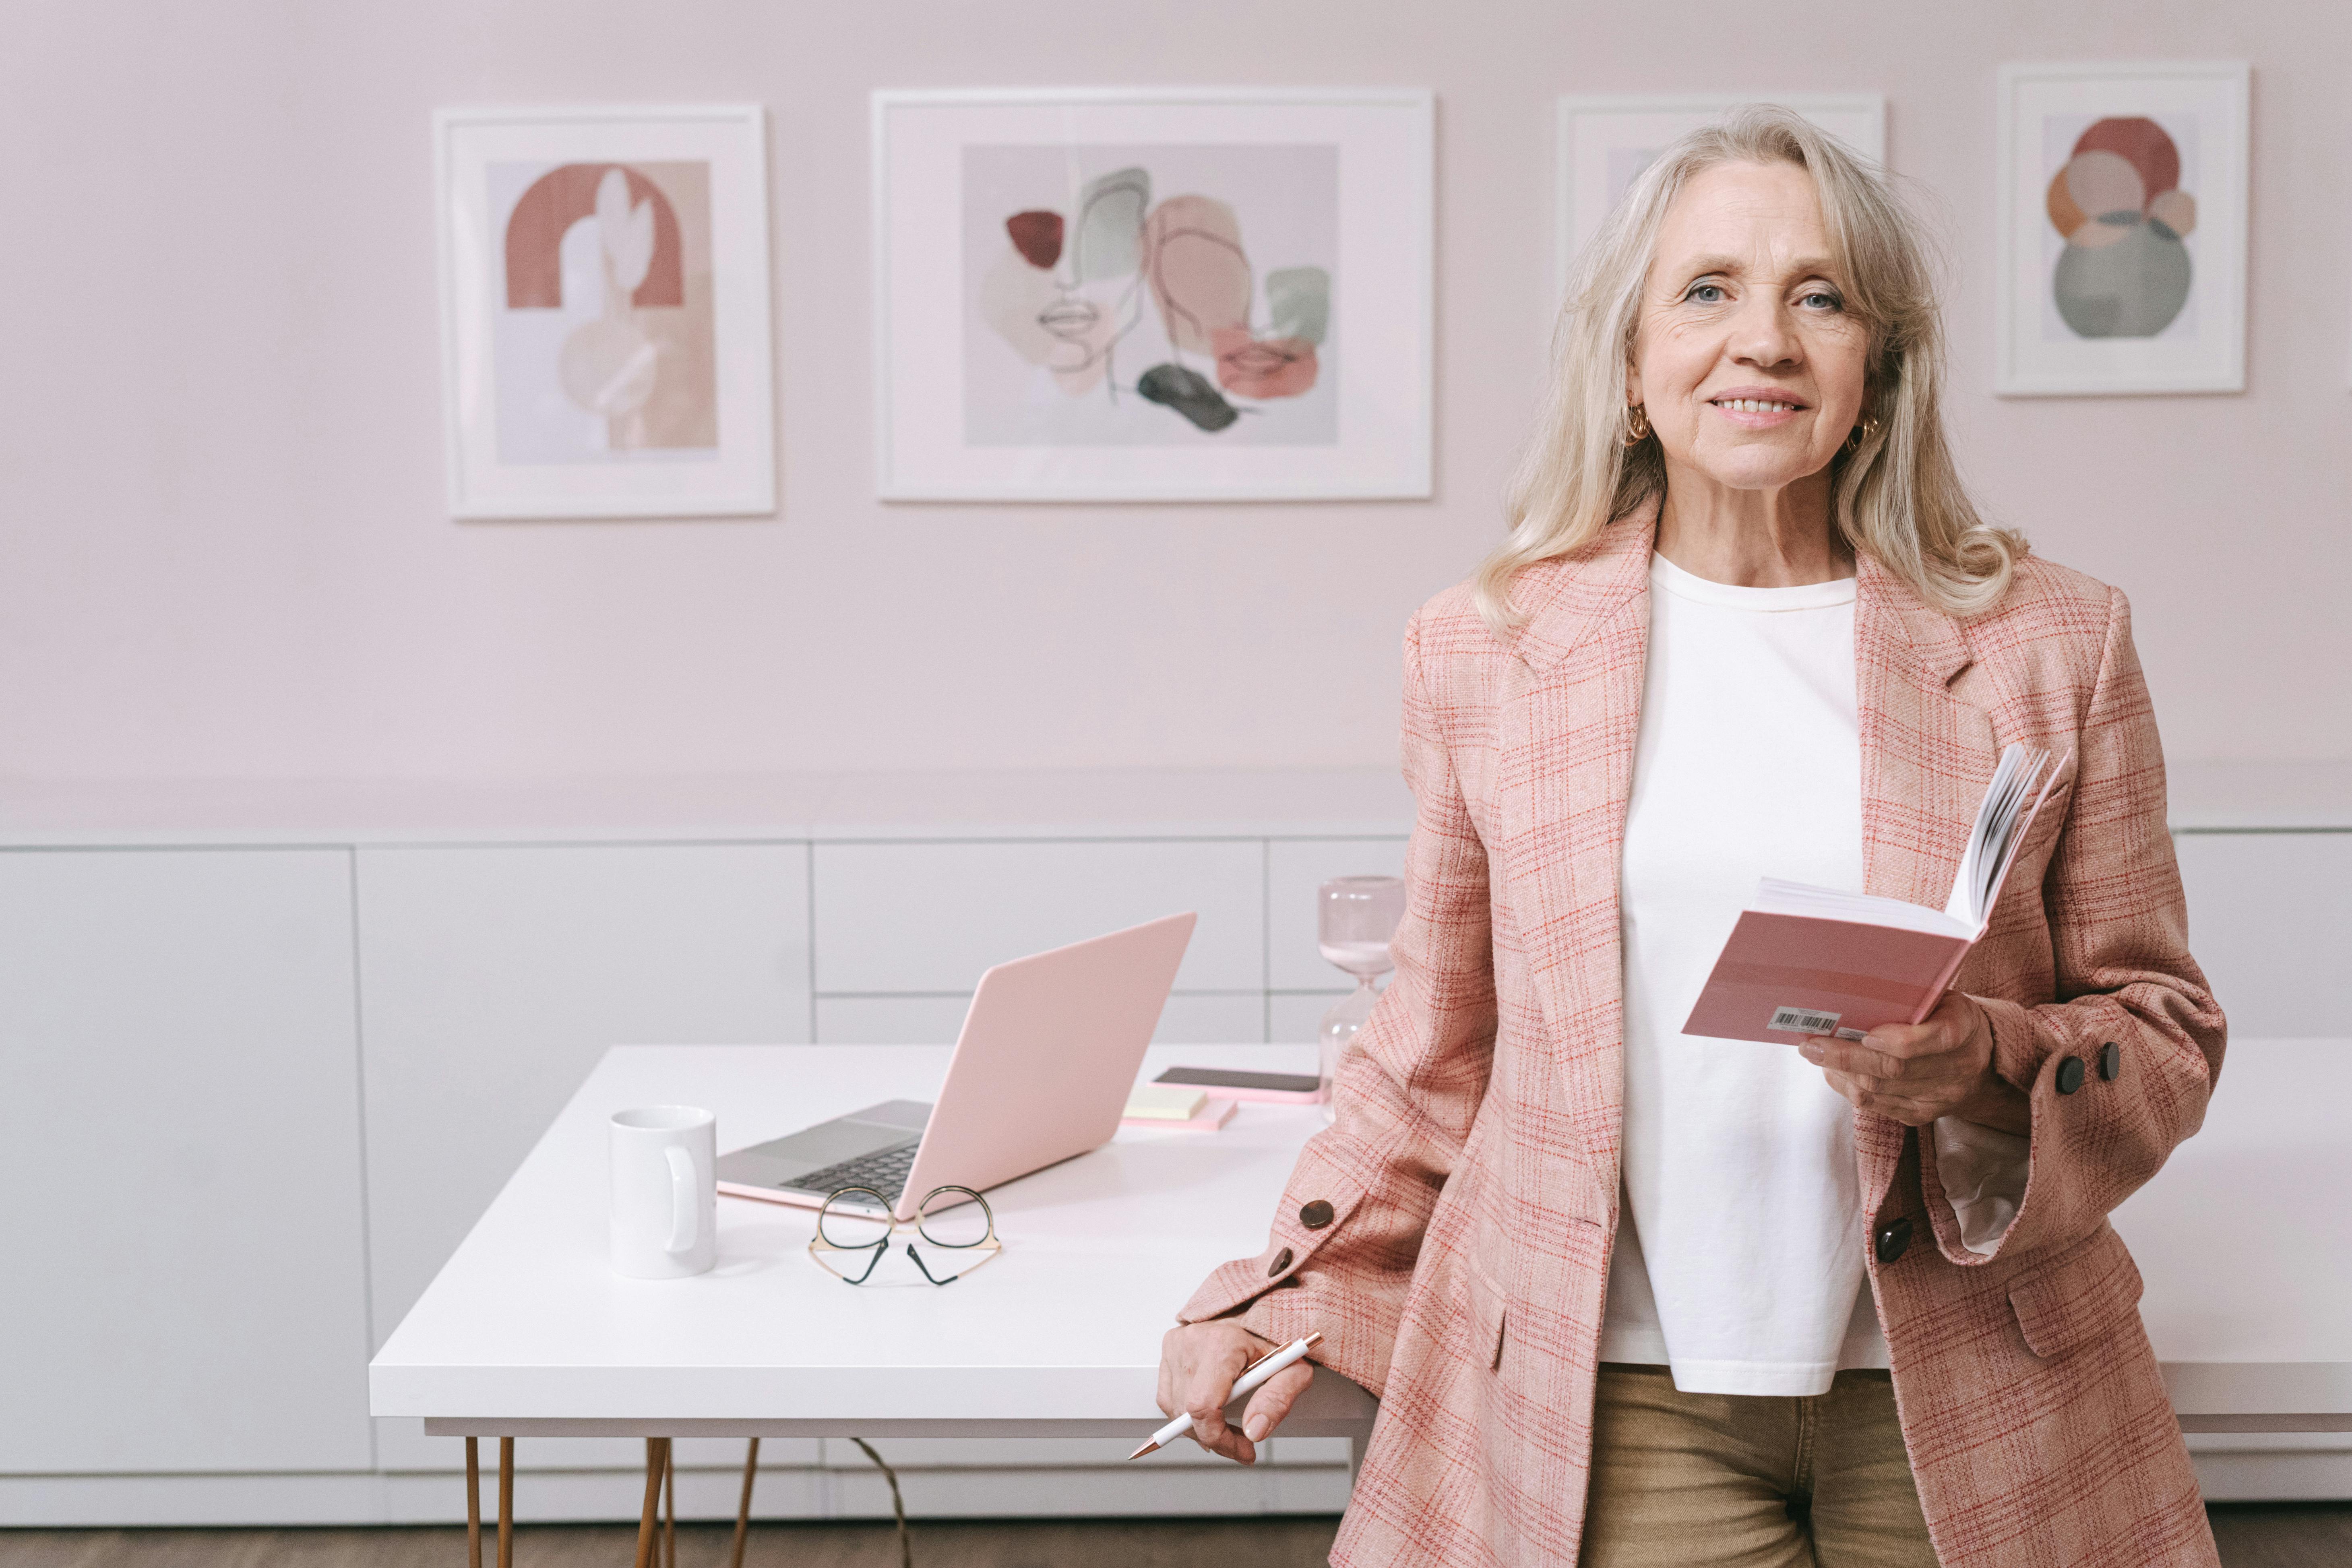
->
[2174,832,2350,1037]
[815,991,1265,1045]
[0,849,372,1473]
[813,840,1263,993]
[355,843,810,1472]
[1266,838,1409,991]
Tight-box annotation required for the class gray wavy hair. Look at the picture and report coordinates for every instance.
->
[1476,105,2023,632]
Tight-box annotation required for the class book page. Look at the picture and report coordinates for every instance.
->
[1944,744,2052,930]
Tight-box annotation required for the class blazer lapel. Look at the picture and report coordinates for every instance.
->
[1854,554,1998,1205]
[1489,508,1657,1180]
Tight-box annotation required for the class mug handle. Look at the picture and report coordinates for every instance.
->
[663,1145,700,1254]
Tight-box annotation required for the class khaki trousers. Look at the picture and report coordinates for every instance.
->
[1579,1364,1941,1568]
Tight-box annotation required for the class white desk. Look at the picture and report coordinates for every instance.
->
[369,1038,2349,1538]
[370,1044,1375,1448]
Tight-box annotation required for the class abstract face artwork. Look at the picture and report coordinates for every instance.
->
[491,160,718,463]
[962,144,1338,447]
[2045,118,2196,339]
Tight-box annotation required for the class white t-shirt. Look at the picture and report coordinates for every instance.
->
[1598,554,2028,1395]
[1600,554,1880,1394]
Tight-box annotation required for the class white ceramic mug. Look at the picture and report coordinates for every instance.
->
[609,1105,717,1279]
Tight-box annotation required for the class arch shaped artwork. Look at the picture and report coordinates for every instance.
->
[504,163,684,309]
[2045,117,2195,339]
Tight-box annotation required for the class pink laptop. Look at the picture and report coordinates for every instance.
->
[714,912,1195,1220]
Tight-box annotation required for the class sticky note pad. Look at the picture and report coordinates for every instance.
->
[1122,1084,1208,1121]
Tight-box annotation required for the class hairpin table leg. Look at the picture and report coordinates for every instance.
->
[496,1437,514,1568]
[728,1438,761,1568]
[464,1438,482,1568]
[662,1439,676,1568]
[632,1439,663,1568]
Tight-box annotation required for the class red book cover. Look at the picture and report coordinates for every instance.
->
[1680,914,1970,1044]
[1679,743,2066,1046]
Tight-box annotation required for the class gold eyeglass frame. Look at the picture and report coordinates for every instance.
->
[808,1184,1003,1285]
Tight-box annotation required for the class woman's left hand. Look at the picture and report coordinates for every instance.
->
[1799,991,2030,1134]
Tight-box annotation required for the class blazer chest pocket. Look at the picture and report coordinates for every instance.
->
[1465,1255,1508,1372]
[2008,1223,2144,1361]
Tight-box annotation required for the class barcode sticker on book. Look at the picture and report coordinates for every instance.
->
[1768,1005,1842,1035]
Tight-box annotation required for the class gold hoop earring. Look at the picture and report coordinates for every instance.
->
[1622,403,1651,446]
[1844,414,1882,454]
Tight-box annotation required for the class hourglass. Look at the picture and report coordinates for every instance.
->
[1315,876,1406,1124]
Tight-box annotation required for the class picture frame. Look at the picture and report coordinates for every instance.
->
[433,104,775,519]
[872,86,1433,502]
[1993,62,2249,397]
[1555,94,1885,299]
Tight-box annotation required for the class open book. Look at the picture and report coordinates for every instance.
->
[1681,744,2068,1044]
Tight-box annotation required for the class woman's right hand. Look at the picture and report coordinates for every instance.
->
[1156,1320,1317,1465]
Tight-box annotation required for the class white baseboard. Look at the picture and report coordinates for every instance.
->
[4,1439,2338,1527]
[2188,1433,2352,1501]
[0,1460,1354,1529]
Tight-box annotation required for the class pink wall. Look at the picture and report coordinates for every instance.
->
[1,2,2344,781]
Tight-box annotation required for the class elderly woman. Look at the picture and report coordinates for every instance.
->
[1157,108,2224,1568]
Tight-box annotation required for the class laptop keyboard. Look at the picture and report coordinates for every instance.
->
[793,1142,919,1205]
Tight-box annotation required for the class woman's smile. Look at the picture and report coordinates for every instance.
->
[1704,385,1810,430]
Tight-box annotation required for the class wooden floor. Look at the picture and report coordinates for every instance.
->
[5,1508,2348,1567]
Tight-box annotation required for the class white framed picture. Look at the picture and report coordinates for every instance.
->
[1555,94,1885,297]
[1994,62,2249,397]
[434,105,775,519]
[872,87,1433,502]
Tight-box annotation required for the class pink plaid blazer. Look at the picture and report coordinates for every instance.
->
[1180,508,2226,1567]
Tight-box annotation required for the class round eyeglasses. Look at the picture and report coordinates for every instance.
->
[809,1184,1002,1285]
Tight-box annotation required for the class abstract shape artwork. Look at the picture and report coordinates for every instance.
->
[874,88,1431,501]
[2045,118,2196,339]
[963,143,1337,447]
[1994,63,2247,396]
[435,105,774,518]
[977,161,1331,434]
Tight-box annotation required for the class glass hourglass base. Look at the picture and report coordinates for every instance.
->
[1317,977,1383,1124]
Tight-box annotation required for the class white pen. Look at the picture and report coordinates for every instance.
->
[1128,1330,1325,1459]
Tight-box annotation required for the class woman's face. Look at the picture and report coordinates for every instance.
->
[1626,160,1872,494]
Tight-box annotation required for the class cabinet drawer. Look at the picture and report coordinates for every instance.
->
[0,849,372,1474]
[1271,990,1351,1044]
[816,990,1265,1045]
[812,840,1263,993]
[1267,838,1409,991]
[2174,832,2349,1038]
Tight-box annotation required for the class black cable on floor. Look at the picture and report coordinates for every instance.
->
[849,1438,913,1568]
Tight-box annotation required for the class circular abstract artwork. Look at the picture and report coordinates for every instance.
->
[2045,117,2196,338]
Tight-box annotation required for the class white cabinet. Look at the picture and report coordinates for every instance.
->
[9,779,2337,1521]
[0,849,372,1474]
[812,839,1264,993]
[2174,832,2350,1038]
[354,845,811,1473]
[814,990,1266,1045]
[1266,837,1409,992]
[1265,838,1408,1040]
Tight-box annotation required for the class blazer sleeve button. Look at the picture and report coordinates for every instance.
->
[2098,1042,2121,1081]
[1874,1216,1913,1265]
[1299,1200,1335,1230]
[2056,1055,2086,1095]
[1267,1247,1294,1277]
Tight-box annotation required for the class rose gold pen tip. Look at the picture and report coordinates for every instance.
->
[1126,1440,1160,1460]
